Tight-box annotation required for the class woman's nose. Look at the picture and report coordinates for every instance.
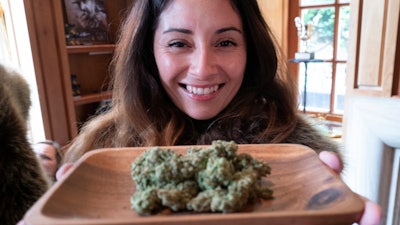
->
[189,47,218,79]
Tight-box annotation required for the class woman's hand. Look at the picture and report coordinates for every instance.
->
[319,151,382,225]
[56,163,74,181]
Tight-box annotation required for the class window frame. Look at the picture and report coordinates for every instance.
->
[288,0,350,116]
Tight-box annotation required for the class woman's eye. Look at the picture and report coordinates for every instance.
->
[168,41,187,48]
[40,155,52,161]
[219,40,236,47]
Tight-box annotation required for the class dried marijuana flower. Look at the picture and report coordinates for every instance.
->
[130,140,273,215]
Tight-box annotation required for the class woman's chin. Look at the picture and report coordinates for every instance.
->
[184,110,219,121]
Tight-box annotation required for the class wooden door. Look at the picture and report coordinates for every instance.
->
[345,0,400,98]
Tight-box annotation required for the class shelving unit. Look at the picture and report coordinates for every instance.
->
[66,44,115,54]
[60,0,133,132]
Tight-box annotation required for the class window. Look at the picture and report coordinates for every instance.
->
[289,0,350,114]
[0,0,45,143]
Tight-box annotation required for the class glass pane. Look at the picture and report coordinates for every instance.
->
[298,62,332,112]
[300,0,334,7]
[301,7,335,60]
[336,6,350,60]
[339,0,350,3]
[333,63,346,113]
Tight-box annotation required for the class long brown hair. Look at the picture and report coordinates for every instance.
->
[63,0,298,163]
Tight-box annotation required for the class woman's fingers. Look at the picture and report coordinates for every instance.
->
[358,195,382,225]
[318,151,343,174]
[319,151,382,225]
[56,163,74,181]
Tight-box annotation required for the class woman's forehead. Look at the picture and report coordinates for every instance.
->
[33,143,57,156]
[157,0,242,30]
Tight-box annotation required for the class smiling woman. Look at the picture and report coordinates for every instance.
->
[56,1,380,224]
[61,0,342,162]
[62,0,306,161]
[153,0,246,120]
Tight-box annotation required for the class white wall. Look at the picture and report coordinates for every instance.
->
[343,96,400,225]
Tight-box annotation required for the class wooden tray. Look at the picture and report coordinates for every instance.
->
[24,144,364,225]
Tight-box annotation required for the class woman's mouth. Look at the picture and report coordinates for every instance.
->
[183,84,221,95]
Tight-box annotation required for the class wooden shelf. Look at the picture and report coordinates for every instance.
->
[73,91,112,106]
[66,44,115,54]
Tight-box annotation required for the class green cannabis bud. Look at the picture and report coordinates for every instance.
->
[130,140,273,215]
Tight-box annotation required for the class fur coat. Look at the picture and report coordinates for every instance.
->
[198,114,341,156]
[0,64,49,225]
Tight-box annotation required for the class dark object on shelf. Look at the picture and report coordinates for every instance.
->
[65,24,83,46]
[70,74,81,96]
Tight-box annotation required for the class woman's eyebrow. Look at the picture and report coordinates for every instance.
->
[163,26,242,35]
[216,26,242,34]
[163,28,192,34]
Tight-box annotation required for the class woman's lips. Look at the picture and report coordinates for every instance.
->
[185,84,220,95]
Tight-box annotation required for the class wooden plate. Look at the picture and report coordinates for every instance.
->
[24,144,364,225]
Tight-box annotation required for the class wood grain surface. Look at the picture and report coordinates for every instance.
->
[24,144,364,225]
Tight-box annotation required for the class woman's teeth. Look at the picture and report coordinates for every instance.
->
[186,85,219,95]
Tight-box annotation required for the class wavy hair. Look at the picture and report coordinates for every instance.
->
[64,0,298,163]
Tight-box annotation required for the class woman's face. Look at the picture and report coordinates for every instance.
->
[153,0,246,120]
[33,143,58,179]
